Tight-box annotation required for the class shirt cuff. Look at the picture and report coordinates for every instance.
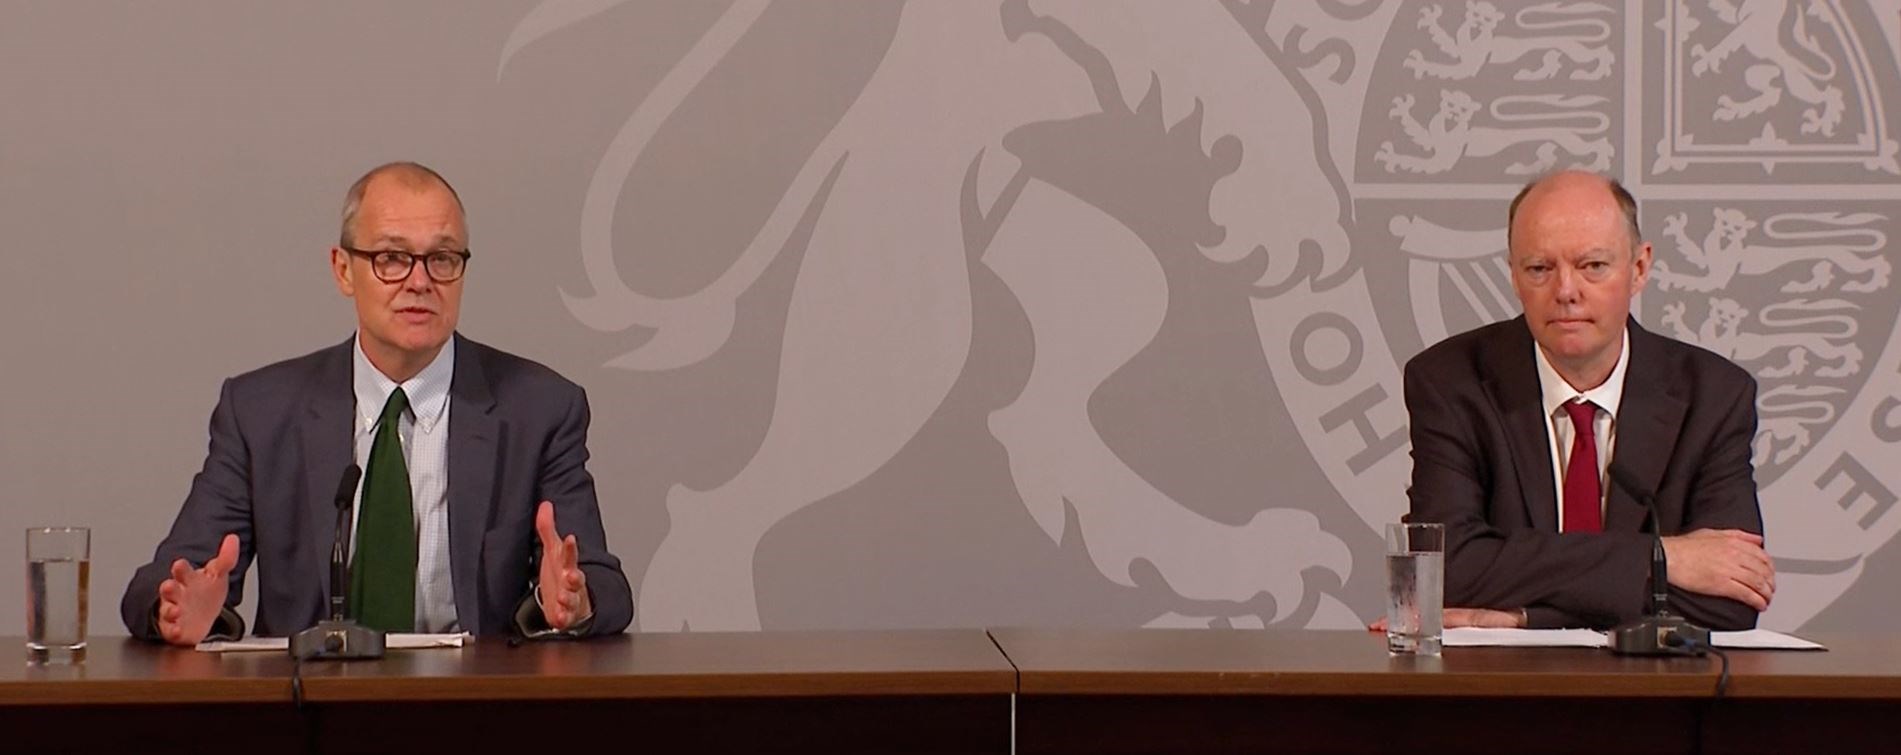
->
[209,607,246,642]
[513,584,596,639]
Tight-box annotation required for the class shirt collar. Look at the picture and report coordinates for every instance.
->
[352,333,455,434]
[1533,325,1630,421]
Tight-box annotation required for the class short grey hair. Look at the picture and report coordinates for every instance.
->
[338,161,466,248]
[1506,170,1641,252]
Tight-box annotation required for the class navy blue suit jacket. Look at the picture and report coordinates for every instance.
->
[122,335,633,638]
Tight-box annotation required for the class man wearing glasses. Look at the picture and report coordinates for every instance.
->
[122,162,634,644]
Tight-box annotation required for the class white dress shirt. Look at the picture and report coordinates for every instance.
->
[1533,327,1630,533]
[351,334,458,632]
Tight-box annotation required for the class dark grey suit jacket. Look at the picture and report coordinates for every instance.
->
[1404,317,1762,630]
[122,334,634,638]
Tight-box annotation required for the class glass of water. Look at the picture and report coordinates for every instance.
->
[26,527,90,663]
[1385,522,1444,656]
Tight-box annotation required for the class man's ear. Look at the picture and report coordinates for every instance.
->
[1630,241,1653,293]
[330,247,356,297]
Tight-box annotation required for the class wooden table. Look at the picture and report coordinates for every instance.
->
[5,628,1897,754]
[0,630,1014,754]
[990,628,1901,755]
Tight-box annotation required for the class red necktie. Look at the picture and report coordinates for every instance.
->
[1562,400,1603,533]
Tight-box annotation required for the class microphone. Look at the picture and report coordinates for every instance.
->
[329,464,361,622]
[290,464,386,660]
[1605,466,1709,656]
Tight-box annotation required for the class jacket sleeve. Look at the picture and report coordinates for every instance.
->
[121,379,257,641]
[518,384,633,637]
[1660,373,1763,631]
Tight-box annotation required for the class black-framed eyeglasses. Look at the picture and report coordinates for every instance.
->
[343,247,472,283]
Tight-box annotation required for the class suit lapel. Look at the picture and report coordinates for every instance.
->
[1482,319,1559,532]
[446,334,499,627]
[1605,321,1687,533]
[302,338,356,603]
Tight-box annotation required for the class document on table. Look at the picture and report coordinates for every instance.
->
[1441,627,1825,650]
[1443,628,1607,647]
[1710,629,1825,650]
[198,633,469,653]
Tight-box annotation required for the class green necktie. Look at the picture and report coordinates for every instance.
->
[351,388,416,632]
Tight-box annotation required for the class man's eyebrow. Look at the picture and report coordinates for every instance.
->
[359,233,410,249]
[358,233,464,250]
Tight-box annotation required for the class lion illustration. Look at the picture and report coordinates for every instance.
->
[1661,297,1863,378]
[1652,208,1890,294]
[1690,0,1845,136]
[1752,384,1843,466]
[1405,1,1615,82]
[1375,90,1612,175]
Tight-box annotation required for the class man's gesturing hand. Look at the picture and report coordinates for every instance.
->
[535,501,592,631]
[156,533,240,647]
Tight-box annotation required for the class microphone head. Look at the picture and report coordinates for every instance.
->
[333,464,363,510]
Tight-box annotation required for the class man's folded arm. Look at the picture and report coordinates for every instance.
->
[1406,366,1651,628]
[1664,373,1765,631]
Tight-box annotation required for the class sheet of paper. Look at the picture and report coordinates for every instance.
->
[1441,627,1609,648]
[1710,629,1826,650]
[198,633,468,653]
[1439,627,1825,651]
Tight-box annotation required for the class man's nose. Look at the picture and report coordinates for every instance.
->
[1553,268,1581,302]
[401,260,436,293]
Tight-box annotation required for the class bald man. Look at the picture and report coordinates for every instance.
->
[1401,170,1773,631]
[124,162,633,644]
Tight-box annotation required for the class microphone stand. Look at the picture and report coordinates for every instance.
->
[290,464,386,660]
[1606,466,1709,656]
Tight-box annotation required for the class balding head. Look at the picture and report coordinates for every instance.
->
[1504,169,1652,391]
[329,161,469,383]
[1507,170,1640,253]
[339,162,466,248]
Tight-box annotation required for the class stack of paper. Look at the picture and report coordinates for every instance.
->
[197,633,469,653]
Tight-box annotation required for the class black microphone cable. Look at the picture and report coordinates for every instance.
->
[292,653,306,709]
[292,651,314,755]
[1666,632,1732,698]
[1666,632,1731,755]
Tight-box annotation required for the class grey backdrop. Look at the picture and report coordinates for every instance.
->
[3,0,1898,637]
